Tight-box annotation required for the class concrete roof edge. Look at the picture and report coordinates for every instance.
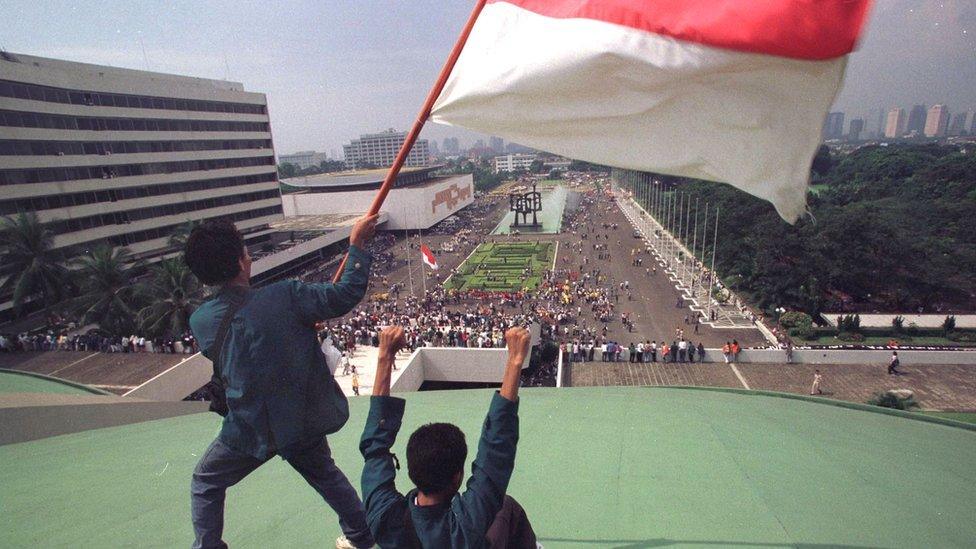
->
[0,368,110,396]
[629,385,976,432]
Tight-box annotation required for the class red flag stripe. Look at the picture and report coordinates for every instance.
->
[489,0,872,61]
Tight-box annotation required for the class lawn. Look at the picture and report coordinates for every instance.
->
[799,335,976,348]
[444,241,554,292]
[920,412,976,425]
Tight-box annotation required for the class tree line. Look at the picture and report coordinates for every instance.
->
[640,144,976,315]
[0,214,203,338]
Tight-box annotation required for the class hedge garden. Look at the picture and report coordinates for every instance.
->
[445,242,554,292]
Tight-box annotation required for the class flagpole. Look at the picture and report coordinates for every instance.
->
[691,197,699,291]
[696,203,708,305]
[684,194,692,286]
[708,206,720,322]
[333,0,488,282]
[405,227,415,296]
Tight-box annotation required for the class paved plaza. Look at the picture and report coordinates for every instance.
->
[570,359,976,411]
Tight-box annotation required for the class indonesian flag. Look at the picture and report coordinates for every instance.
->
[420,244,439,270]
[431,0,872,222]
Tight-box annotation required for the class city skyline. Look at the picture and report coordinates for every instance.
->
[4,0,974,153]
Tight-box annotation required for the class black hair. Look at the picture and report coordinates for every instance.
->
[184,220,244,285]
[407,423,467,494]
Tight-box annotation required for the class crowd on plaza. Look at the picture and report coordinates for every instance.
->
[0,328,198,354]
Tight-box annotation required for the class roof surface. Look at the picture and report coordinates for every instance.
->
[2,387,974,548]
[0,369,101,395]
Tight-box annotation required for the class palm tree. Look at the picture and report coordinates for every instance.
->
[138,258,205,338]
[167,220,199,251]
[0,212,69,314]
[73,244,142,335]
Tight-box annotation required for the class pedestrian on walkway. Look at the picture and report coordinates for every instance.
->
[352,372,361,395]
[722,341,731,364]
[810,370,823,395]
[887,351,900,375]
[697,342,706,362]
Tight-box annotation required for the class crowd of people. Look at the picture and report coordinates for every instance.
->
[0,329,198,354]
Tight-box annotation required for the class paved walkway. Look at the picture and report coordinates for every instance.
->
[332,345,412,397]
[571,359,976,411]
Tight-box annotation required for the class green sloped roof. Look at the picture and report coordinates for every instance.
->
[0,369,103,395]
[2,387,974,548]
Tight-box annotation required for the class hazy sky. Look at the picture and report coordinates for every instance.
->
[3,0,975,155]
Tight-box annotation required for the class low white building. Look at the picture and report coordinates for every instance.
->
[492,153,536,174]
[280,167,473,230]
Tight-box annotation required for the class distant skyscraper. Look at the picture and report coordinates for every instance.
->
[848,118,864,141]
[489,136,504,153]
[342,129,429,169]
[884,108,906,138]
[823,112,845,139]
[442,137,460,155]
[947,112,968,136]
[906,104,927,135]
[970,110,976,135]
[924,104,950,137]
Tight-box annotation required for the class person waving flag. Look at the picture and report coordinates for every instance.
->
[431,0,872,222]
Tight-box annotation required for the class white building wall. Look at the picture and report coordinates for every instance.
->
[281,174,473,230]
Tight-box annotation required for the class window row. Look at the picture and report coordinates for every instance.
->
[48,189,281,235]
[0,109,269,133]
[0,138,273,156]
[0,172,277,216]
[0,155,274,186]
[0,80,266,115]
[97,205,282,249]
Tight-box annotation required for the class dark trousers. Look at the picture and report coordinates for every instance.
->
[190,437,373,549]
[486,495,538,549]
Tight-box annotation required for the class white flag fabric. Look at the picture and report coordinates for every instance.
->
[420,244,439,270]
[431,0,871,222]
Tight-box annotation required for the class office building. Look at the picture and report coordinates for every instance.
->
[279,150,329,170]
[822,112,844,140]
[906,104,927,135]
[492,153,536,174]
[280,166,472,231]
[924,104,949,137]
[947,111,970,136]
[489,136,504,153]
[847,118,864,141]
[0,52,282,320]
[442,137,460,155]
[342,129,429,169]
[884,108,906,138]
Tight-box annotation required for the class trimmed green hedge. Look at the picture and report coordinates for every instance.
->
[446,241,554,292]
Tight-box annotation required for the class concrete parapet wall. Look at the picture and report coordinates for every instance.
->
[124,353,212,401]
[606,348,976,365]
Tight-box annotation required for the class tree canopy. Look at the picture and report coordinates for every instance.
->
[631,144,976,314]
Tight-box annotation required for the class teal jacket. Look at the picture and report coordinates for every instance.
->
[360,393,519,548]
[190,245,371,459]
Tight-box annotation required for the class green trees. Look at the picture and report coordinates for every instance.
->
[72,245,142,336]
[0,212,70,313]
[138,259,205,338]
[1,213,206,339]
[662,144,975,315]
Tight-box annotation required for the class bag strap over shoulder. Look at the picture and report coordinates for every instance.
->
[210,288,248,380]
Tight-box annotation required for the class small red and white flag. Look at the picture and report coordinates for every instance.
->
[431,0,872,222]
[420,244,439,270]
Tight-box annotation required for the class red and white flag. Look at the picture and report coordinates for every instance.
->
[431,0,872,222]
[420,244,439,270]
